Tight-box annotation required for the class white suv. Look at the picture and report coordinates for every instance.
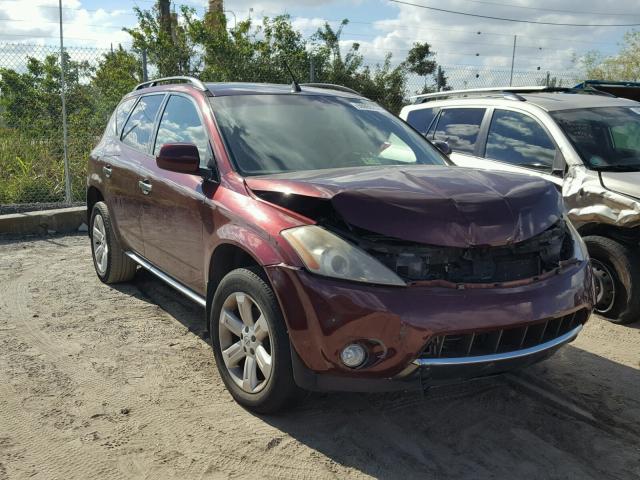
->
[400,86,640,325]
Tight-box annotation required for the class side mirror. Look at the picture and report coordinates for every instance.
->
[432,140,452,156]
[156,143,200,174]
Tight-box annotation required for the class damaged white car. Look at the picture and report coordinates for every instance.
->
[401,87,640,324]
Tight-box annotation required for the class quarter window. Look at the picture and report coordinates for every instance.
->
[115,97,137,136]
[485,110,556,170]
[121,94,165,153]
[154,95,210,166]
[406,107,439,134]
[432,108,486,154]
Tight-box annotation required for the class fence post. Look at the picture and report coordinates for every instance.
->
[509,35,517,87]
[309,56,315,83]
[58,0,72,204]
[142,49,149,82]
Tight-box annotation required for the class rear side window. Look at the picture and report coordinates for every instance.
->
[432,108,485,154]
[485,109,556,170]
[114,97,137,136]
[154,95,210,166]
[406,107,439,134]
[121,94,165,153]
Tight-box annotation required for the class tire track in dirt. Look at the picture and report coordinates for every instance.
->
[1,234,639,480]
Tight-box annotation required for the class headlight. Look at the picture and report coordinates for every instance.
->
[566,218,588,261]
[281,225,406,286]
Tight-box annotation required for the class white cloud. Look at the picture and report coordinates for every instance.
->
[0,0,132,48]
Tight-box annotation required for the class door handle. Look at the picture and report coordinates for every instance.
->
[138,180,153,195]
[103,165,112,178]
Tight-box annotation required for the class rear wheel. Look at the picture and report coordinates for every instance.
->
[90,202,137,284]
[584,235,640,324]
[210,267,300,413]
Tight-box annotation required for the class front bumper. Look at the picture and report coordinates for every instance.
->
[265,261,593,391]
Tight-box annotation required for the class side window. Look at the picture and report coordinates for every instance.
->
[153,95,210,166]
[406,107,439,134]
[433,108,485,154]
[121,95,165,153]
[115,97,137,136]
[485,109,556,170]
[611,123,640,154]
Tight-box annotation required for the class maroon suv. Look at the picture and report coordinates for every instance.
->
[87,77,594,413]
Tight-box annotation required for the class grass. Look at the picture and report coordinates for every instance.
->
[0,127,98,205]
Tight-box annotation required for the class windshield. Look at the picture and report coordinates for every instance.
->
[211,94,447,175]
[551,106,640,171]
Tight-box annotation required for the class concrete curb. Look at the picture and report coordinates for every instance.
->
[0,206,87,236]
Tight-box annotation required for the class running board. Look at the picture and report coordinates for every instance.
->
[125,252,206,307]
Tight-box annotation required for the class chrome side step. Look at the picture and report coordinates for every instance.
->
[125,252,206,307]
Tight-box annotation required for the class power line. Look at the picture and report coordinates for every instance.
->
[388,0,640,27]
[446,0,640,18]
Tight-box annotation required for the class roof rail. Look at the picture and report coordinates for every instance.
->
[300,83,361,95]
[134,76,209,93]
[410,86,565,104]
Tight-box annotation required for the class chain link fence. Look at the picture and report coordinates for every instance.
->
[0,42,584,212]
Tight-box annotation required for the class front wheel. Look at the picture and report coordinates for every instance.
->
[210,267,301,413]
[584,235,640,324]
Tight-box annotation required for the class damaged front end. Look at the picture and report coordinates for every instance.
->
[251,190,576,288]
[344,220,575,287]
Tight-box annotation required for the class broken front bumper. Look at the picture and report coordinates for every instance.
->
[265,260,593,392]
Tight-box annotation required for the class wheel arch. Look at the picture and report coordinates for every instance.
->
[86,186,104,227]
[577,222,640,247]
[206,242,269,322]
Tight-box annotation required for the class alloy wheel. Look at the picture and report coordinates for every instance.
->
[92,214,109,275]
[218,292,273,394]
[591,258,616,314]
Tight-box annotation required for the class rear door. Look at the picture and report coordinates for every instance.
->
[138,94,211,293]
[117,93,167,255]
[97,96,140,252]
[428,107,488,166]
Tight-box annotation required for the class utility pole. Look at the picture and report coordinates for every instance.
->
[509,35,517,87]
[58,0,71,204]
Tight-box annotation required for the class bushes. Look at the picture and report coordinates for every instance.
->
[0,128,92,204]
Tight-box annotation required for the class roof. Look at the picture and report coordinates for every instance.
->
[519,92,639,111]
[131,77,362,99]
[204,82,361,98]
[403,91,639,114]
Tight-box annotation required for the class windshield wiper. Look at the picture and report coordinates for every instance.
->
[591,164,640,172]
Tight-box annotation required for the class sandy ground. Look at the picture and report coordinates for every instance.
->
[0,234,639,480]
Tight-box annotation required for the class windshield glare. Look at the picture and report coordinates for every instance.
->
[551,106,640,171]
[211,94,447,175]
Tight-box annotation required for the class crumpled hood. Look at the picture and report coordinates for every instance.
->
[600,171,640,201]
[245,166,563,247]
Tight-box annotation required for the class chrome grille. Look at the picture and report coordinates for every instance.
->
[420,310,589,359]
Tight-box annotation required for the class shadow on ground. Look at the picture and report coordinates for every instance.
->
[117,268,640,480]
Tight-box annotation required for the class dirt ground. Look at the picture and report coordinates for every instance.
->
[0,234,639,480]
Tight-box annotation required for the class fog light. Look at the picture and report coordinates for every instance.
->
[340,343,366,368]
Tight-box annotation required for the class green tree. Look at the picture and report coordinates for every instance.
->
[124,4,197,76]
[311,20,407,111]
[92,46,143,122]
[581,30,640,81]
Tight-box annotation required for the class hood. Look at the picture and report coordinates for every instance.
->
[246,166,563,247]
[600,171,640,201]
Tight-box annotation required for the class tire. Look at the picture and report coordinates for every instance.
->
[90,201,137,284]
[210,267,301,413]
[584,235,640,324]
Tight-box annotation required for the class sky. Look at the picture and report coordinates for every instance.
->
[0,0,638,75]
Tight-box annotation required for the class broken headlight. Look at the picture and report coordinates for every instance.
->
[281,225,406,286]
